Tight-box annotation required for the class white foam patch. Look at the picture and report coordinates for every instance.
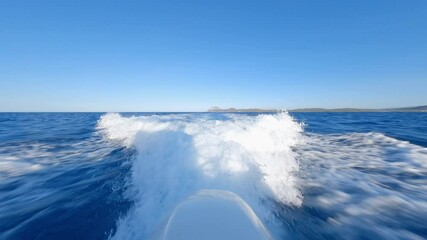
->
[294,132,427,239]
[97,112,304,239]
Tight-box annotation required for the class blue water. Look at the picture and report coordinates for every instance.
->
[0,112,426,239]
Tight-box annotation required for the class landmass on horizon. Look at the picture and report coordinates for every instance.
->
[208,106,427,113]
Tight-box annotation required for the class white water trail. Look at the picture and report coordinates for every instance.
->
[97,112,304,239]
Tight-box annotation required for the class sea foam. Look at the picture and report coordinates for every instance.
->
[97,112,304,239]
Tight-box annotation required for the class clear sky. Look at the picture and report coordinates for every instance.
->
[0,0,426,112]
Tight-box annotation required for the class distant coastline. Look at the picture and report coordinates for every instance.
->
[208,106,427,113]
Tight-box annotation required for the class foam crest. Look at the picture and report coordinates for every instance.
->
[291,132,427,239]
[97,112,304,239]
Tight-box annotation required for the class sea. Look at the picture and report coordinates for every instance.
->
[1,112,426,240]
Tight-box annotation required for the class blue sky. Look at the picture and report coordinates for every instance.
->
[1,0,426,111]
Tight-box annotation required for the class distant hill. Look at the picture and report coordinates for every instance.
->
[386,105,427,111]
[208,106,427,112]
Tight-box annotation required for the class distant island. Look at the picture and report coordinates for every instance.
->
[208,106,427,113]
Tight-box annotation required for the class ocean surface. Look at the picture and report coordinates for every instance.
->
[1,112,426,240]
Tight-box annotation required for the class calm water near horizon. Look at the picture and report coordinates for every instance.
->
[1,112,426,239]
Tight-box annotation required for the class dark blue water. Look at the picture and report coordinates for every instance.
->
[0,112,426,239]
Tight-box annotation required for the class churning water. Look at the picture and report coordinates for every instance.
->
[1,112,426,239]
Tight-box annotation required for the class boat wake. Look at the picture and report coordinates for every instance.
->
[97,112,304,239]
[97,112,427,239]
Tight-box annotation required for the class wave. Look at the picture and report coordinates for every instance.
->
[291,132,427,239]
[97,112,304,239]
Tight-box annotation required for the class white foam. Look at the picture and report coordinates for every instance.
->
[97,112,304,239]
[294,132,427,239]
